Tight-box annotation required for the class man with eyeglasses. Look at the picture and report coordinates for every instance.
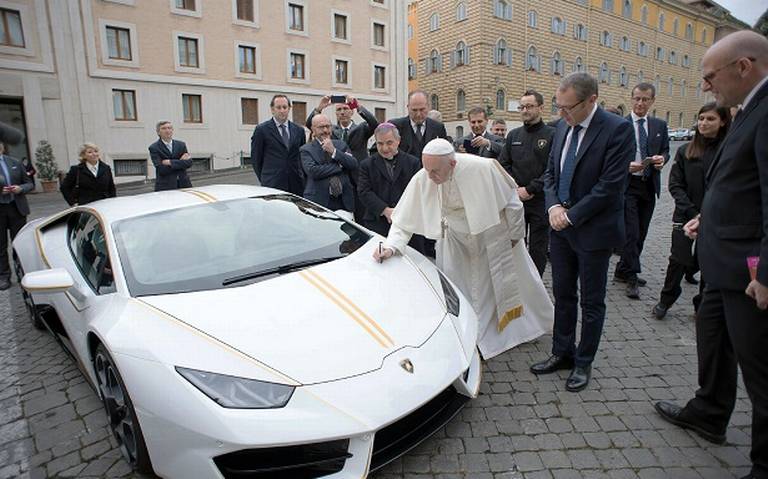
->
[614,83,669,299]
[653,31,768,479]
[529,73,635,392]
[499,90,555,276]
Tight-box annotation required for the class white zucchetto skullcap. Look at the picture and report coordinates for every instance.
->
[422,138,455,156]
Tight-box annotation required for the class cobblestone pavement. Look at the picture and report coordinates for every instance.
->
[0,151,755,478]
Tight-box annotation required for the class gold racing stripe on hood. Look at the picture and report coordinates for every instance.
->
[181,189,217,203]
[299,269,394,349]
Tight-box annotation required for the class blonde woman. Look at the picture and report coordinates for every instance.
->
[60,143,116,206]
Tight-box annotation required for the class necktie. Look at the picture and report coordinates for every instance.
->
[558,125,583,204]
[414,123,424,143]
[279,124,289,148]
[637,118,651,179]
[341,128,349,144]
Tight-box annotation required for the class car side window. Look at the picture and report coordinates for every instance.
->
[68,213,116,294]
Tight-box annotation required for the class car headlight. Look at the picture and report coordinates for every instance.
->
[176,367,295,409]
[437,270,460,316]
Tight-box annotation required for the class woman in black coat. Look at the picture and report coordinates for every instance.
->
[60,143,117,206]
[652,103,730,319]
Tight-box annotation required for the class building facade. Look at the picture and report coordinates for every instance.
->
[0,0,407,184]
[410,0,745,137]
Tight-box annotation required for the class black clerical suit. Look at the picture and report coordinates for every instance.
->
[500,120,555,275]
[357,151,425,254]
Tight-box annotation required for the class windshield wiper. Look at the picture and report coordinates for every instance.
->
[222,257,344,286]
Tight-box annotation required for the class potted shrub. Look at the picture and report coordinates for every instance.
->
[34,140,59,193]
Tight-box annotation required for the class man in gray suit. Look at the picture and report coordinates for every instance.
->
[0,142,33,290]
[455,107,504,159]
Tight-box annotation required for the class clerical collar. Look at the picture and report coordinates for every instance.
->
[523,119,544,132]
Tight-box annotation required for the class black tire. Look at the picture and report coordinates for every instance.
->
[12,251,44,330]
[93,343,154,475]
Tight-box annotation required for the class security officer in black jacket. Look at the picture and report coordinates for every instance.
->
[499,90,555,276]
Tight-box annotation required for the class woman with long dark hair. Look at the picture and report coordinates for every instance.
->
[652,102,730,319]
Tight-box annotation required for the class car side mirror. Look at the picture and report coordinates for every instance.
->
[21,268,75,294]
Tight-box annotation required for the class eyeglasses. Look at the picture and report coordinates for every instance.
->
[702,57,756,85]
[517,104,540,111]
[554,99,585,114]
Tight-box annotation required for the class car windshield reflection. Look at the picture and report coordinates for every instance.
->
[112,195,371,296]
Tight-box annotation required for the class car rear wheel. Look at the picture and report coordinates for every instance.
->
[93,343,154,475]
[12,251,44,330]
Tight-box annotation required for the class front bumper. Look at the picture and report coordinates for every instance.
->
[117,317,482,479]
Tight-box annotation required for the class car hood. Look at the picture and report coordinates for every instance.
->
[140,250,449,385]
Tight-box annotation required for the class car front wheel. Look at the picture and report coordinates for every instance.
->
[93,343,154,475]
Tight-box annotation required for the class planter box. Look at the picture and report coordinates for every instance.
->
[40,179,58,193]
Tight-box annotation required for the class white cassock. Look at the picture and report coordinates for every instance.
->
[383,153,554,359]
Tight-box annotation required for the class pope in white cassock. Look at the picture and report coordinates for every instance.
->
[373,138,554,359]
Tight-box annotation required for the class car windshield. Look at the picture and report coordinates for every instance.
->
[112,194,372,296]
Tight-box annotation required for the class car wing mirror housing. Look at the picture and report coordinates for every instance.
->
[21,268,75,294]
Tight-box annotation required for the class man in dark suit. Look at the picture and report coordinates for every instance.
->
[654,31,768,479]
[300,114,357,214]
[0,142,33,290]
[250,94,306,195]
[499,90,556,276]
[148,121,192,191]
[357,123,425,254]
[454,107,503,158]
[530,73,635,392]
[388,90,447,158]
[614,83,670,299]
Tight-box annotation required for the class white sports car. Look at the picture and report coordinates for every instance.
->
[15,185,481,479]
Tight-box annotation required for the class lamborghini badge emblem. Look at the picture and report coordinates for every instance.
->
[537,139,548,149]
[400,359,414,373]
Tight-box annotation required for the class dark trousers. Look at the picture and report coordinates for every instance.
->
[616,177,656,279]
[523,195,548,276]
[659,257,706,311]
[549,231,612,367]
[0,203,26,280]
[685,287,768,478]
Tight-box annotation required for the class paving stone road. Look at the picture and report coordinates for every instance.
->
[0,151,756,478]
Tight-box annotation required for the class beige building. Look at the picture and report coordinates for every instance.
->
[410,0,747,138]
[0,0,408,184]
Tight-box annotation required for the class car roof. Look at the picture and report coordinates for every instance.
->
[73,185,287,224]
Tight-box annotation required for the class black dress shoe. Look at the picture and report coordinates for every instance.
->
[626,281,640,299]
[614,273,647,286]
[654,401,726,445]
[652,302,668,320]
[530,355,574,375]
[0,278,10,291]
[565,365,591,392]
[684,272,699,285]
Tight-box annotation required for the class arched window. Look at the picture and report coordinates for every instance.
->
[685,23,693,40]
[494,0,512,20]
[551,51,563,75]
[457,89,466,112]
[603,0,614,12]
[681,80,687,97]
[495,38,510,65]
[658,11,665,31]
[620,36,630,51]
[638,41,647,56]
[429,13,439,31]
[526,46,540,71]
[701,28,708,44]
[641,4,648,24]
[617,104,626,115]
[496,89,506,110]
[601,31,612,47]
[696,82,702,98]
[622,0,632,18]
[678,112,684,127]
[683,54,690,67]
[430,94,439,111]
[455,41,467,66]
[456,2,467,21]
[619,66,627,86]
[429,49,440,73]
[665,111,670,124]
[574,56,584,72]
[669,51,677,65]
[599,62,610,83]
[673,18,679,35]
[408,58,416,80]
[637,70,644,82]
[668,77,674,96]
[528,10,537,28]
[455,125,464,138]
[656,46,664,61]
[551,96,558,115]
[575,23,587,41]
[551,17,564,35]
[654,75,660,92]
